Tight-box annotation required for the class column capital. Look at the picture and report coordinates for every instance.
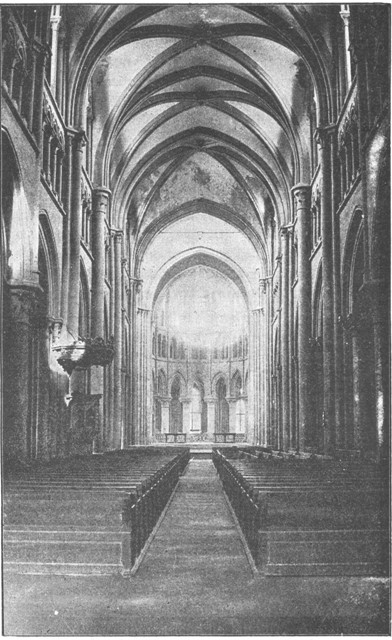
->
[112,229,123,243]
[315,124,336,148]
[92,186,111,210]
[47,316,63,342]
[259,275,272,294]
[280,224,294,237]
[66,127,87,151]
[129,277,143,294]
[291,184,311,211]
[339,5,350,24]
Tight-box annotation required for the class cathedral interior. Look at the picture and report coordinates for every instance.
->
[1,4,390,636]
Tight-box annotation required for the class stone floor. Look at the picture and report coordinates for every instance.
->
[3,459,390,635]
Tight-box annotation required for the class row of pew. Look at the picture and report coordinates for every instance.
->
[213,448,389,576]
[4,448,190,575]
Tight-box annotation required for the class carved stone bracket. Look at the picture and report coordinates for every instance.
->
[47,316,63,342]
[52,336,114,375]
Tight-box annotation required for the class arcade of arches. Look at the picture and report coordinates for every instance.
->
[1,4,390,463]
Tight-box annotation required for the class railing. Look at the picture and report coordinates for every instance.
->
[212,449,264,564]
[122,449,190,570]
[154,432,248,444]
[164,433,187,443]
[214,433,247,443]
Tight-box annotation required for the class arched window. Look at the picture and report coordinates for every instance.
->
[158,334,162,357]
[158,370,166,396]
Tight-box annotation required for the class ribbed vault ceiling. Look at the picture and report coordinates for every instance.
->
[68,4,334,275]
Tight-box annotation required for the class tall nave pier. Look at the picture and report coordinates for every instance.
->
[1,4,390,635]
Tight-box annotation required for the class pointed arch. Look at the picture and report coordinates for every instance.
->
[39,212,61,318]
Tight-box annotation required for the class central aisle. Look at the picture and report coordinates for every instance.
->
[4,457,388,635]
[137,458,251,583]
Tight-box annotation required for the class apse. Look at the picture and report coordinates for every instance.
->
[154,265,248,350]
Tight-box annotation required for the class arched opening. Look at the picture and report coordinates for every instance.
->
[215,378,229,434]
[343,214,376,452]
[170,377,183,434]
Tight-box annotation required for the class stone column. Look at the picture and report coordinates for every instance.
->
[317,126,335,454]
[60,130,73,327]
[261,278,271,446]
[32,46,47,148]
[90,188,110,451]
[291,184,312,451]
[280,226,290,450]
[137,308,151,446]
[228,398,237,433]
[288,230,296,449]
[56,31,65,109]
[331,130,345,449]
[22,43,37,132]
[340,5,352,88]
[128,278,141,445]
[3,287,38,460]
[91,188,110,337]
[50,6,61,95]
[205,397,216,435]
[363,281,389,458]
[67,130,86,338]
[161,398,170,434]
[112,231,123,449]
[181,398,192,434]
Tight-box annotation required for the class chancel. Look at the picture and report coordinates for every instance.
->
[1,3,390,636]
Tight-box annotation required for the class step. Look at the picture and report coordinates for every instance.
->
[257,529,388,576]
[2,527,129,575]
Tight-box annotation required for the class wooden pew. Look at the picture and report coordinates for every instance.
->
[213,449,388,576]
[3,448,190,576]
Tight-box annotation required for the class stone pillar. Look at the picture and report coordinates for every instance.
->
[317,127,335,453]
[90,188,110,451]
[291,184,312,451]
[22,43,37,132]
[32,46,47,148]
[205,397,216,434]
[363,281,389,458]
[181,398,191,434]
[280,226,290,450]
[340,5,352,88]
[67,130,86,338]
[3,287,39,460]
[50,6,61,95]
[60,131,73,327]
[161,398,170,434]
[288,231,296,449]
[56,31,65,109]
[228,398,236,433]
[331,131,345,449]
[128,278,140,445]
[91,188,110,337]
[112,231,123,449]
[137,307,150,446]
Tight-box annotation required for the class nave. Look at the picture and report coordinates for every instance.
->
[3,448,389,635]
[1,4,390,635]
